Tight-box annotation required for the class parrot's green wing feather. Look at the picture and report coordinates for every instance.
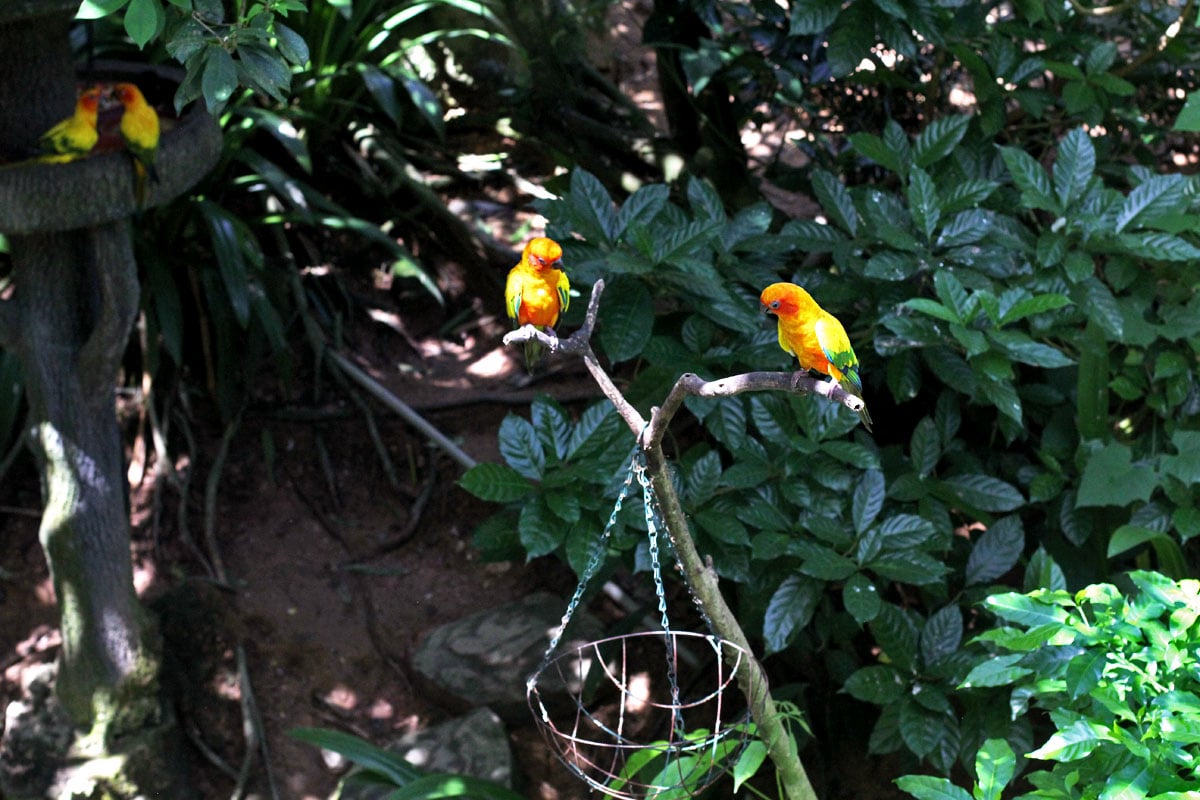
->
[815,316,862,393]
[505,270,523,324]
[556,271,570,316]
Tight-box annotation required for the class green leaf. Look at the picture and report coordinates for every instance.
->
[850,131,904,174]
[288,727,420,785]
[731,740,768,794]
[904,298,960,324]
[790,0,842,34]
[999,146,1057,212]
[867,251,922,281]
[498,414,545,480]
[457,463,532,502]
[853,470,886,534]
[239,42,293,101]
[899,702,944,758]
[1027,719,1109,762]
[907,167,940,241]
[933,271,971,322]
[844,665,906,704]
[273,21,309,66]
[913,115,970,168]
[202,45,239,109]
[894,775,973,800]
[76,0,131,20]
[1174,92,1200,132]
[920,605,962,667]
[1115,174,1188,233]
[763,574,821,655]
[959,653,1033,688]
[1053,128,1095,208]
[1115,231,1200,261]
[909,417,940,478]
[198,200,252,326]
[797,541,857,580]
[1076,442,1157,508]
[597,277,654,364]
[999,293,1072,325]
[941,474,1025,513]
[687,175,725,222]
[965,515,1025,586]
[983,592,1069,628]
[844,573,882,624]
[988,331,1073,368]
[124,0,163,48]
[518,497,561,558]
[566,169,618,245]
[871,603,920,670]
[531,396,571,461]
[615,184,670,237]
[1024,546,1067,592]
[811,169,858,235]
[936,209,990,248]
[868,551,949,585]
[940,179,1000,214]
[974,739,1016,800]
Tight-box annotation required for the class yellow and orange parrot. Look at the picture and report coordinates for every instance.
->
[37,86,103,163]
[506,237,570,372]
[761,282,873,432]
[113,82,160,207]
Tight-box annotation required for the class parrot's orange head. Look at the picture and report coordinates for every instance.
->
[760,282,811,317]
[78,87,103,113]
[523,237,563,270]
[113,82,144,107]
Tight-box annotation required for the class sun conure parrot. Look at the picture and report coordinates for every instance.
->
[36,86,102,163]
[505,237,570,372]
[760,281,873,432]
[113,82,160,207]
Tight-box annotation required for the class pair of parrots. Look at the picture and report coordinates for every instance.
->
[505,237,873,432]
[35,81,160,205]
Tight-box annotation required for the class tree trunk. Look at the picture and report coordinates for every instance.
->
[11,226,159,733]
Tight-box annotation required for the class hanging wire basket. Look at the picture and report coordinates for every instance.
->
[528,630,752,799]
[527,448,758,798]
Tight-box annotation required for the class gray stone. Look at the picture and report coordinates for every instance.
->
[338,708,511,799]
[411,592,603,724]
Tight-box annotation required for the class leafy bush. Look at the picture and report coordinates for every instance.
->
[461,0,1200,780]
[902,571,1200,798]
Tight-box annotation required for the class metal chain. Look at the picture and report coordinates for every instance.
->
[528,446,641,687]
[633,451,684,733]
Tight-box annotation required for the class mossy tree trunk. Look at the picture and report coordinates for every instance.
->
[10,228,160,733]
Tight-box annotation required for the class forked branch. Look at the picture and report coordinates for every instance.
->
[504,278,821,800]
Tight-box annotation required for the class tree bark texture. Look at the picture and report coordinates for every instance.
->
[10,226,157,731]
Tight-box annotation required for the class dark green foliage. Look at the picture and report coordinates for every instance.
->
[462,0,1200,785]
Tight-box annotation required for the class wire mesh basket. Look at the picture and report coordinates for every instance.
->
[528,630,753,799]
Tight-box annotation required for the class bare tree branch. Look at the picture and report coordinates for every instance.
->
[504,278,819,800]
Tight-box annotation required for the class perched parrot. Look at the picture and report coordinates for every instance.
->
[760,281,873,432]
[36,86,103,163]
[505,237,570,372]
[113,82,160,207]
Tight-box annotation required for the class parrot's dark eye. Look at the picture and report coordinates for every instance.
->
[770,300,780,309]
[533,256,544,266]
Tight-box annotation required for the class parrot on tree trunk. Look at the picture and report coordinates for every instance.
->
[506,237,570,372]
[113,82,160,207]
[37,86,102,163]
[760,281,873,433]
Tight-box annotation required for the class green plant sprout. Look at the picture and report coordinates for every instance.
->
[900,571,1200,800]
